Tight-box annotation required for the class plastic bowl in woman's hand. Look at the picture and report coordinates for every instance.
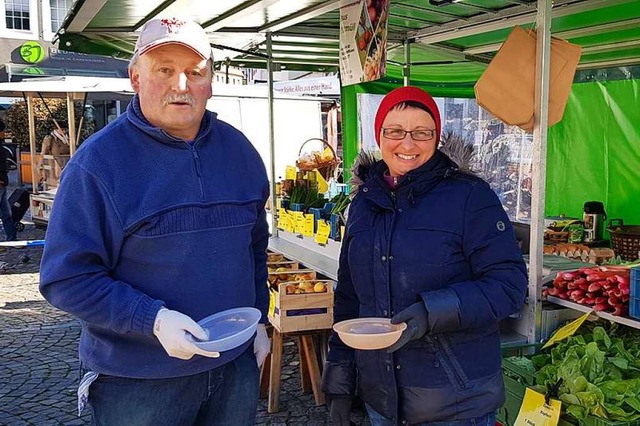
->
[333,318,407,350]
[187,307,261,352]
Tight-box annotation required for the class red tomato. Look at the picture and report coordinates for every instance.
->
[368,6,377,24]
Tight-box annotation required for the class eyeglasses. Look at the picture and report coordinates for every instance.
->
[382,128,436,141]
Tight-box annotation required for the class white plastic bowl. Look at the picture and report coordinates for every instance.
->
[187,307,261,352]
[333,318,407,350]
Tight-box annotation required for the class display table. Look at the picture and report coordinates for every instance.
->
[261,328,329,413]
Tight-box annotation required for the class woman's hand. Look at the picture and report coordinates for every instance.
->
[387,302,429,352]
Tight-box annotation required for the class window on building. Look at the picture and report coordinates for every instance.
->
[50,0,73,33]
[5,0,30,30]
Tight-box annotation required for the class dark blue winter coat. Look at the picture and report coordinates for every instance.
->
[322,150,527,424]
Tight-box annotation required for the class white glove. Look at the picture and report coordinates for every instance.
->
[253,324,271,368]
[153,308,220,360]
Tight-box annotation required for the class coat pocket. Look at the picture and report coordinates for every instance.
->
[427,335,469,390]
[404,215,462,266]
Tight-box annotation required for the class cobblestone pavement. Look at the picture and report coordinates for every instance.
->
[1,178,370,425]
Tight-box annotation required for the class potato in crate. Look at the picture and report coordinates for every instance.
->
[267,260,299,273]
[268,279,334,333]
[267,269,316,288]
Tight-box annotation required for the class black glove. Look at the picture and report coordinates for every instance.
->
[387,302,429,353]
[329,397,352,426]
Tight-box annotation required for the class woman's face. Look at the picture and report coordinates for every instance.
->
[379,106,438,176]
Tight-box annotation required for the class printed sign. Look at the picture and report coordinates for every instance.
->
[514,388,561,426]
[315,221,331,245]
[542,311,591,349]
[20,41,45,64]
[339,0,389,86]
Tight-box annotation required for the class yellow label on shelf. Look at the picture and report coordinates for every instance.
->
[314,169,329,193]
[277,211,289,231]
[542,311,592,349]
[284,211,295,233]
[292,211,305,234]
[315,220,330,245]
[302,214,315,236]
[285,165,297,181]
[514,388,561,426]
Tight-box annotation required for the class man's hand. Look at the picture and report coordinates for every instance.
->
[387,302,429,353]
[153,308,220,360]
[253,324,270,368]
[329,397,352,426]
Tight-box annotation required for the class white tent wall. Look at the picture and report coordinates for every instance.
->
[207,96,324,181]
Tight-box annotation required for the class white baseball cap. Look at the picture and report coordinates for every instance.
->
[132,18,212,61]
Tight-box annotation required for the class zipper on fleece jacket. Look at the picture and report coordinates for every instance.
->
[187,144,205,201]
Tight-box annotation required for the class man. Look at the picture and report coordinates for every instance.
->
[39,18,271,425]
[0,139,17,241]
[38,121,70,184]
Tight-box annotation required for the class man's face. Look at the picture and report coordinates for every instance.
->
[129,44,212,140]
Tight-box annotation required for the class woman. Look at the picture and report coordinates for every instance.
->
[322,86,527,425]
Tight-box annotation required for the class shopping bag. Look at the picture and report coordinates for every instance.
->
[474,25,582,132]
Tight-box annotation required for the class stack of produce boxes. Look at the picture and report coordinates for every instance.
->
[266,251,335,333]
[631,267,639,319]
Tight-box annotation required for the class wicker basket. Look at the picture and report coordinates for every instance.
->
[607,219,640,261]
[296,138,339,180]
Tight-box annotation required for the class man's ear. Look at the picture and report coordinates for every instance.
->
[129,66,140,92]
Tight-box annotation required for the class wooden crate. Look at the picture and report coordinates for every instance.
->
[266,251,286,263]
[268,269,316,287]
[267,260,299,272]
[268,279,334,333]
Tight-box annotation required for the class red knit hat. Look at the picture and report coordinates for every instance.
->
[374,86,441,146]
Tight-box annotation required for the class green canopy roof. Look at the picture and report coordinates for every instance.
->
[57,0,640,92]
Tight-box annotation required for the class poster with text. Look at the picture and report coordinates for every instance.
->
[340,0,389,86]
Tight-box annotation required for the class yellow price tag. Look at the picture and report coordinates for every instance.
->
[542,311,592,349]
[292,211,305,234]
[514,388,561,426]
[285,165,297,181]
[315,220,331,245]
[302,214,315,236]
[284,211,295,233]
[277,210,289,232]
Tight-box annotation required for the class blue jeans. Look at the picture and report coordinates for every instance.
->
[0,185,16,241]
[366,404,496,426]
[86,348,259,426]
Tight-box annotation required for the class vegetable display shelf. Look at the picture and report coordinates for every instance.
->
[268,230,340,280]
[546,296,640,330]
[499,344,640,426]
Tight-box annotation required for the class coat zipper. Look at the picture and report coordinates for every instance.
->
[188,144,205,200]
[430,335,467,389]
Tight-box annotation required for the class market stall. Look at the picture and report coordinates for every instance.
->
[0,76,134,225]
[46,0,640,421]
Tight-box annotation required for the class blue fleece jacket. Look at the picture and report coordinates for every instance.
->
[39,96,270,379]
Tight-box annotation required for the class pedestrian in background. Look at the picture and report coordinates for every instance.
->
[0,138,17,241]
[322,86,527,425]
[39,17,270,425]
[38,121,70,183]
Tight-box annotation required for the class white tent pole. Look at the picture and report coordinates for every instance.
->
[67,93,77,156]
[403,38,411,86]
[27,93,37,193]
[527,0,552,344]
[266,32,278,237]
